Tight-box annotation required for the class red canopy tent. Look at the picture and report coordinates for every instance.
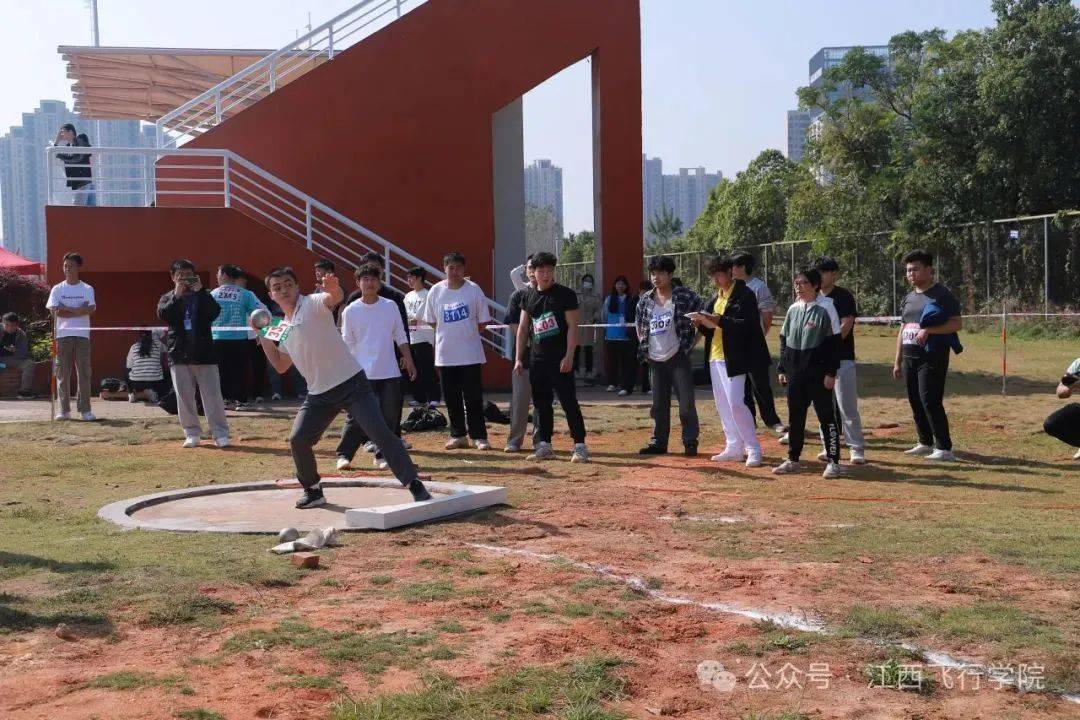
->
[0,247,45,276]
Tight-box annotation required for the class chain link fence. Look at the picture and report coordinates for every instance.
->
[558,211,1080,318]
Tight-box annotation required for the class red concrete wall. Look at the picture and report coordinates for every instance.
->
[187,0,643,296]
[45,206,321,387]
[45,0,641,391]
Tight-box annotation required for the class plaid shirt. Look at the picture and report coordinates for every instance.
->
[636,285,702,361]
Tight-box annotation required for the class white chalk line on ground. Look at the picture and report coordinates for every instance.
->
[469,542,1080,704]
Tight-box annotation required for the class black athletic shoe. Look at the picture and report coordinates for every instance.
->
[684,442,698,457]
[639,442,668,455]
[408,479,432,502]
[295,488,326,509]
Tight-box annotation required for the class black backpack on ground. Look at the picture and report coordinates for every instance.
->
[401,406,447,432]
[484,401,510,425]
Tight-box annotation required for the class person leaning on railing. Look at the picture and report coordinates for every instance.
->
[1044,358,1080,461]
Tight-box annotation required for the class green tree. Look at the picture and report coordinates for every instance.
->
[646,207,684,251]
[560,230,596,264]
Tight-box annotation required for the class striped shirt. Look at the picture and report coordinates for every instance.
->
[126,340,165,381]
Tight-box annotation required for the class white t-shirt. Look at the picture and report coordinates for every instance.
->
[647,297,679,362]
[277,293,361,395]
[403,289,435,346]
[46,280,95,339]
[340,296,408,381]
[421,279,492,367]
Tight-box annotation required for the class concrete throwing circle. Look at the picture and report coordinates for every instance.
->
[99,478,447,534]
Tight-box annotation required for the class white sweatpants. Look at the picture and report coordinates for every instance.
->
[709,360,762,455]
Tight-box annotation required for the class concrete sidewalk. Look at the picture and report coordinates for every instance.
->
[0,385,717,423]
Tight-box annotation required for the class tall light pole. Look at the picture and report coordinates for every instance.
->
[88,0,100,46]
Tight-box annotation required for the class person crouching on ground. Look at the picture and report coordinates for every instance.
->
[256,267,430,509]
[691,255,769,467]
[514,252,590,463]
[157,260,230,448]
[1044,357,1080,461]
[773,268,844,479]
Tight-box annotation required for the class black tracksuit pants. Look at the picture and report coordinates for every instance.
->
[785,370,840,463]
[903,350,952,451]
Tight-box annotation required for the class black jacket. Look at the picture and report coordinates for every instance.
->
[699,280,772,377]
[157,288,221,365]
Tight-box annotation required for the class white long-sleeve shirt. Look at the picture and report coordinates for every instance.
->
[340,296,408,380]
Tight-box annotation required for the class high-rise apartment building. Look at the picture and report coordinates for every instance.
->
[524,158,564,241]
[786,45,889,162]
[642,154,721,243]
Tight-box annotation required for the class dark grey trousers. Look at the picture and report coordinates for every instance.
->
[289,372,417,489]
[648,351,699,447]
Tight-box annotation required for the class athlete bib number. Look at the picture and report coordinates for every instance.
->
[532,311,560,341]
[216,288,240,303]
[900,322,921,345]
[442,302,470,323]
[260,317,293,343]
[650,311,673,336]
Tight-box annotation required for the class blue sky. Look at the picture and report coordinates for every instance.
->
[2,0,998,233]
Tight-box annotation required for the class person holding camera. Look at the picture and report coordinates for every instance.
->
[157,260,230,448]
[1044,358,1080,460]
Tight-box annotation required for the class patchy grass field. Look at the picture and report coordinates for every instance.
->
[0,327,1077,719]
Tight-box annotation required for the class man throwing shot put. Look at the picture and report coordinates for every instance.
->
[255,266,431,508]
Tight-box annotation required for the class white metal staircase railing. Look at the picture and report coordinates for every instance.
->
[155,0,426,147]
[45,145,508,353]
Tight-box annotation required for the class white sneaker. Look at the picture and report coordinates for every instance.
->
[363,441,377,453]
[850,448,866,465]
[182,436,200,448]
[822,462,844,479]
[606,385,617,392]
[127,393,137,403]
[711,447,745,462]
[473,439,492,451]
[778,433,789,445]
[745,452,763,468]
[54,411,71,421]
[408,400,421,407]
[428,401,441,407]
[817,450,828,462]
[772,459,803,475]
[214,436,230,448]
[271,393,283,401]
[336,457,352,471]
[617,389,629,397]
[1073,448,1080,461]
[504,443,522,453]
[445,436,470,450]
[570,443,590,463]
[373,457,388,470]
[146,389,159,403]
[772,423,787,435]
[80,412,97,422]
[925,449,957,462]
[527,442,555,461]
[904,443,934,456]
